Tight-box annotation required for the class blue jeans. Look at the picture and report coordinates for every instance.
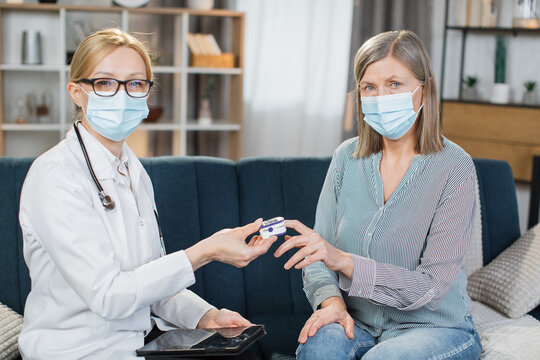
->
[296,316,482,360]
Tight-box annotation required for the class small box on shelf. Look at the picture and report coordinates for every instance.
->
[190,53,235,68]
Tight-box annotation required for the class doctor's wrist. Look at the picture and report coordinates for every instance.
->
[185,239,215,271]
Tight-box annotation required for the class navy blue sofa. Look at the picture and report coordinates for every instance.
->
[0,156,538,359]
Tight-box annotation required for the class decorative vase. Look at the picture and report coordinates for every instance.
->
[198,98,212,126]
[523,89,538,105]
[187,0,214,10]
[491,83,511,104]
[462,86,478,101]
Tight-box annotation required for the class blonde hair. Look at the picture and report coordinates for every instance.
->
[70,28,153,115]
[353,30,443,157]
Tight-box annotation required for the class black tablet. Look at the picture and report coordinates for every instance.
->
[136,325,266,358]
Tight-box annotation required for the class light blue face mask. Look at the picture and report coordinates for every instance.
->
[361,83,423,140]
[79,86,149,141]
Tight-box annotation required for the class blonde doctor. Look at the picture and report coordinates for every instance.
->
[18,28,276,360]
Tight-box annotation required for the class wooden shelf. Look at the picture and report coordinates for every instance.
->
[443,99,540,109]
[0,3,244,18]
[2,124,63,131]
[0,64,63,71]
[185,121,241,131]
[446,25,540,35]
[442,101,540,182]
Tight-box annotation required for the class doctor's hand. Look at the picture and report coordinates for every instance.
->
[186,218,277,271]
[298,296,354,344]
[197,308,252,329]
[274,220,353,278]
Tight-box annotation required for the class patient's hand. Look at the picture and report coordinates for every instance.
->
[197,308,251,329]
[274,220,353,278]
[298,297,354,344]
[186,219,277,270]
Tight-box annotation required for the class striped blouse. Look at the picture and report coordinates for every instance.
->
[303,137,477,341]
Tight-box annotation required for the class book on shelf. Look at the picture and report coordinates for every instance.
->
[187,33,222,55]
[187,33,234,68]
[466,0,483,27]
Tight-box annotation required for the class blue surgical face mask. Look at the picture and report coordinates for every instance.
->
[79,86,149,141]
[361,83,423,140]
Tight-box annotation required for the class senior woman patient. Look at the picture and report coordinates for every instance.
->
[275,30,482,359]
[18,28,276,360]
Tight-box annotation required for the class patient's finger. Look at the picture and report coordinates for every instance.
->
[284,246,315,270]
[273,236,304,257]
[293,255,319,270]
[284,219,313,235]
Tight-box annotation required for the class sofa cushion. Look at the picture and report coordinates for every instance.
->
[0,158,33,315]
[464,177,483,277]
[142,156,246,315]
[467,223,540,319]
[0,302,23,360]
[249,313,310,360]
[237,157,330,318]
[470,301,540,360]
[472,159,520,265]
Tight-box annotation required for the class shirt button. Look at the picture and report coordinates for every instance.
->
[367,232,372,236]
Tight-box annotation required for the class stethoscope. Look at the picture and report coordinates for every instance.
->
[73,120,166,255]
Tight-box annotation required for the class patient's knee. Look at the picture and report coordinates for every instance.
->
[296,323,356,360]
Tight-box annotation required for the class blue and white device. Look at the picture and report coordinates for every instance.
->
[259,216,286,239]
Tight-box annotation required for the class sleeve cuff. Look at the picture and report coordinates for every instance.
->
[340,254,375,298]
[152,289,215,329]
[310,284,343,311]
[136,250,196,307]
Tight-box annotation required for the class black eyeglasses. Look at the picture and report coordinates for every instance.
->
[79,78,154,98]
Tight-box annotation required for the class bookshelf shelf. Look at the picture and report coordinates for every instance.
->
[441,0,540,181]
[0,3,245,159]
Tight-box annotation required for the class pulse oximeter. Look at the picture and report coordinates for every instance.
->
[259,216,286,239]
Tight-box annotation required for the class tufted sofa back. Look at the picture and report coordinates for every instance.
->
[0,156,527,357]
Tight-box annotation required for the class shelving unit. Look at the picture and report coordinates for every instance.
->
[440,0,540,182]
[0,3,245,159]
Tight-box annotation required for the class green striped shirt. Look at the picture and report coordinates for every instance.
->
[303,137,477,340]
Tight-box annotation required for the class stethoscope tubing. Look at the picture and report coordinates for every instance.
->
[73,121,166,255]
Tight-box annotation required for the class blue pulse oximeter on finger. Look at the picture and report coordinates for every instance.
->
[259,216,286,239]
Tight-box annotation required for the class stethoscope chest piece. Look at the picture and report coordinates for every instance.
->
[99,192,116,210]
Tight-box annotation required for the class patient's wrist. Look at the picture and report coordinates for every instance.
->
[320,296,346,311]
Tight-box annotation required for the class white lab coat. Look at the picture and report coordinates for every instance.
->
[18,126,213,360]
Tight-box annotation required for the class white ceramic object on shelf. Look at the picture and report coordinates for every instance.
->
[491,83,511,104]
[187,0,214,10]
[198,98,212,126]
[113,0,149,8]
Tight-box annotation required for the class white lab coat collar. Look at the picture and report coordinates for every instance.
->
[65,124,144,194]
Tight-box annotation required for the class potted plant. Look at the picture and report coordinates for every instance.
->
[462,76,478,100]
[523,80,537,105]
[491,35,510,104]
